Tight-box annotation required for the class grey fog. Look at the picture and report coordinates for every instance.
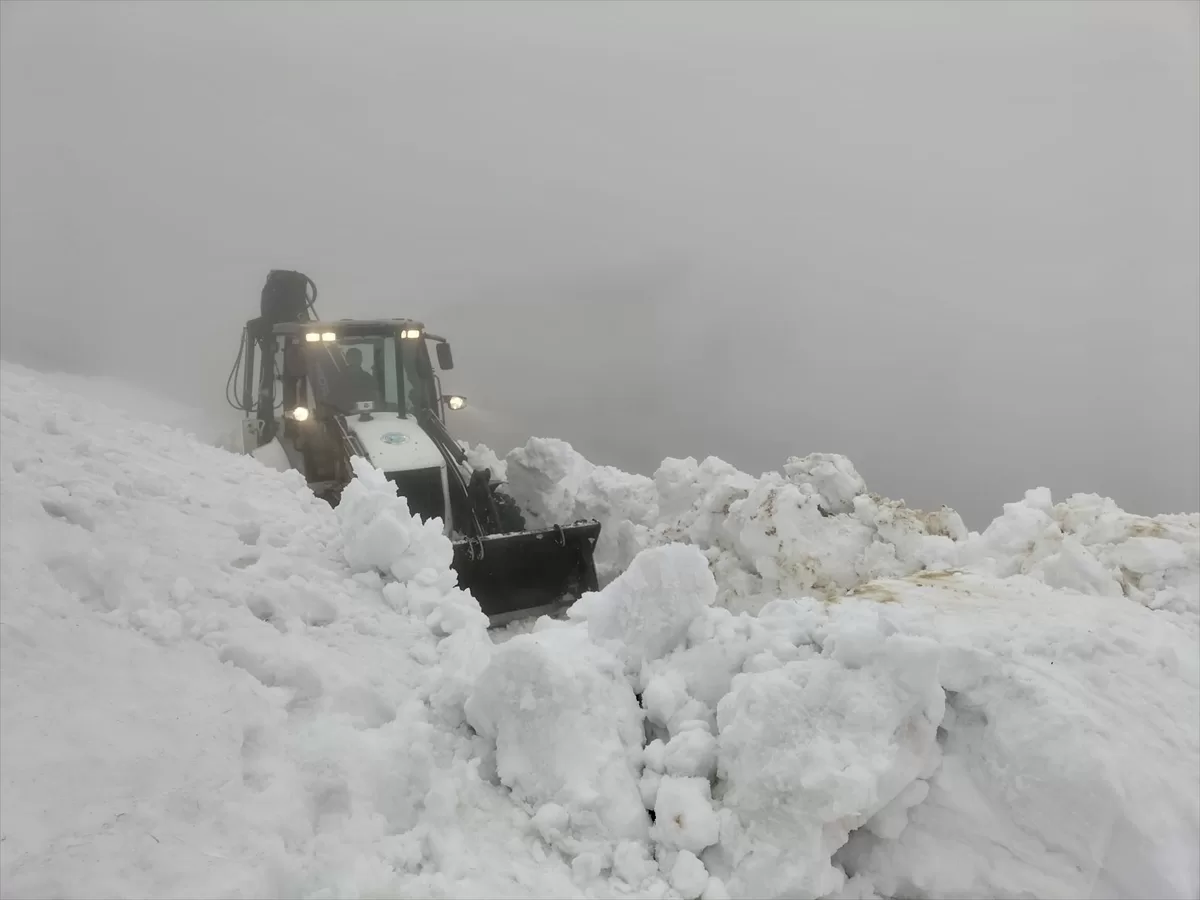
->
[1,0,1196,529]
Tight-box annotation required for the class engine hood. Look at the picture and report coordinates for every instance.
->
[343,413,446,473]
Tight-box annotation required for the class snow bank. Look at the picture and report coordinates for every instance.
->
[831,571,1200,900]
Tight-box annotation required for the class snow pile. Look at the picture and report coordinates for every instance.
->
[503,439,967,613]
[480,437,1200,898]
[469,559,1199,899]
[0,362,634,899]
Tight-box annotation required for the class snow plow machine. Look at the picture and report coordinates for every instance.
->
[227,269,601,626]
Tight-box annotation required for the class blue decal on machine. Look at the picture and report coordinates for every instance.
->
[381,432,409,445]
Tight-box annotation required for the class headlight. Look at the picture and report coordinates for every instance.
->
[401,328,422,339]
[305,333,320,342]
[445,395,466,411]
[288,406,310,422]
[321,332,337,342]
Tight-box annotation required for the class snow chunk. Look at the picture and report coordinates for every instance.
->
[662,727,718,779]
[464,625,649,851]
[505,437,658,583]
[1027,535,1123,597]
[652,776,721,855]
[783,452,867,515]
[337,456,455,587]
[669,849,710,899]
[714,623,945,898]
[458,441,508,482]
[642,671,691,730]
[568,543,717,674]
[612,840,659,889]
[1112,536,1188,575]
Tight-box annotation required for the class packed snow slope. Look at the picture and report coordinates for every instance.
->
[2,361,1198,900]
[0,362,629,900]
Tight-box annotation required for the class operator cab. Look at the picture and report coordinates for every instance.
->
[268,319,455,427]
[254,319,462,523]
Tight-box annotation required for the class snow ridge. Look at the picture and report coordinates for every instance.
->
[503,437,1198,624]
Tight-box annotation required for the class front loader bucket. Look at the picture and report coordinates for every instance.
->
[452,520,602,626]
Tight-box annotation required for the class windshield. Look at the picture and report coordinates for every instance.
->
[304,334,436,417]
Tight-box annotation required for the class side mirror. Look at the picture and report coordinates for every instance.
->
[436,342,454,370]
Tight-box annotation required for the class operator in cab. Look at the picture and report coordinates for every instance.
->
[343,347,381,404]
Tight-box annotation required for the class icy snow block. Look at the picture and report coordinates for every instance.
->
[568,543,717,673]
[1027,535,1123,597]
[338,457,455,585]
[714,635,945,899]
[670,849,710,899]
[783,452,867,515]
[662,727,718,779]
[464,625,649,845]
[504,437,593,526]
[653,775,720,855]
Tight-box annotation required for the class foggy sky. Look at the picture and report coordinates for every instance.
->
[1,0,1197,528]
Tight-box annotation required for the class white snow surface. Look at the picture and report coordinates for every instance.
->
[0,363,645,899]
[2,363,1198,900]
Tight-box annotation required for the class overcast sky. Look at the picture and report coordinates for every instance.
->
[1,0,1196,527]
